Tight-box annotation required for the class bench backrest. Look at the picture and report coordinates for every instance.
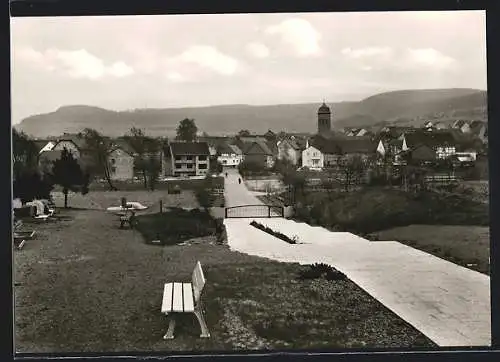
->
[191,261,206,304]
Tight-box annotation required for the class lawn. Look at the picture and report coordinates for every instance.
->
[14,209,436,353]
[50,189,199,210]
[88,177,224,192]
[370,225,490,275]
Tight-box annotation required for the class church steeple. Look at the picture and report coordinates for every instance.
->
[317,100,332,135]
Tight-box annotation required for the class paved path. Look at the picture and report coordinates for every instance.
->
[223,171,491,347]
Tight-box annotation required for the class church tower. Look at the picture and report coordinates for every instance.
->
[317,101,332,135]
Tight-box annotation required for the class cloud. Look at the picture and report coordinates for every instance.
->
[265,18,322,57]
[404,48,458,70]
[166,71,187,83]
[14,47,135,79]
[341,46,458,72]
[245,42,270,58]
[341,46,393,60]
[176,45,239,75]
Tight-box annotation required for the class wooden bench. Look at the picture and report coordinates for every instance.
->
[161,261,210,339]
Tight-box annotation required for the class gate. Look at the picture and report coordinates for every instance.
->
[225,204,284,218]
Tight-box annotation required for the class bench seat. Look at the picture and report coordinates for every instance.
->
[161,261,210,339]
[161,282,195,313]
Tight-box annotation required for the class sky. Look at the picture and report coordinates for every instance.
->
[10,11,487,124]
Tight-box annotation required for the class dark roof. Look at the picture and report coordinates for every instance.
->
[169,142,210,156]
[55,133,88,149]
[228,144,242,154]
[404,130,456,149]
[309,135,377,155]
[110,139,135,156]
[38,150,63,163]
[243,141,273,155]
[216,143,234,154]
[33,140,53,153]
[318,102,331,114]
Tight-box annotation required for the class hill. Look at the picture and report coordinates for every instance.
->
[15,88,487,138]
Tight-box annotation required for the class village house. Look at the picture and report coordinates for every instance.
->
[107,140,136,180]
[162,142,211,177]
[216,143,243,168]
[240,139,275,169]
[277,136,306,166]
[452,120,472,134]
[302,135,377,170]
[401,130,457,160]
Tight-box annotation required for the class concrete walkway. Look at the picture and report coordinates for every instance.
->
[223,170,491,347]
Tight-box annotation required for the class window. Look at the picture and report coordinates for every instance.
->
[175,156,182,161]
[175,163,182,169]
[198,155,207,161]
[186,156,193,161]
[198,164,207,169]
[111,158,116,165]
[222,160,227,164]
[312,159,319,166]
[187,164,194,169]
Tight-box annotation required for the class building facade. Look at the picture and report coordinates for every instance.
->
[163,142,211,177]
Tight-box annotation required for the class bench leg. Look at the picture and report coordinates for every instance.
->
[163,314,176,340]
[194,309,210,338]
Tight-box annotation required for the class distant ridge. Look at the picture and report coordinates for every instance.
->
[15,88,487,138]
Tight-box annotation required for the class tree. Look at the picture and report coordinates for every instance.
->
[176,118,198,142]
[335,155,366,192]
[13,170,54,204]
[143,137,162,191]
[12,129,39,177]
[195,176,216,211]
[79,128,116,190]
[238,129,251,137]
[123,127,148,188]
[51,148,90,208]
[209,156,223,174]
[280,168,307,205]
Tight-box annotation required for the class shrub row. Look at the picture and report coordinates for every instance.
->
[135,208,218,245]
[250,220,297,244]
[297,263,347,281]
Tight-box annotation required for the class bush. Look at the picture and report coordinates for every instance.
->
[297,263,347,281]
[250,220,297,244]
[135,208,217,245]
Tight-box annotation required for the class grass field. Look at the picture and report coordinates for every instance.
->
[14,208,435,353]
[50,189,199,210]
[370,225,490,275]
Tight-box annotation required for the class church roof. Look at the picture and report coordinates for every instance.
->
[318,102,331,114]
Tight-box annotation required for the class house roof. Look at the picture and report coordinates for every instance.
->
[453,120,469,128]
[38,150,63,163]
[33,140,54,153]
[228,144,242,155]
[309,135,376,155]
[216,142,234,155]
[109,139,136,156]
[243,140,273,155]
[55,133,88,150]
[169,142,210,156]
[404,130,456,149]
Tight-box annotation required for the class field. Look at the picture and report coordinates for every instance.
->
[14,206,436,353]
[50,189,199,210]
[88,177,224,192]
[370,225,490,275]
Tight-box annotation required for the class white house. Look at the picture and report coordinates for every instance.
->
[301,143,324,170]
[217,143,243,168]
